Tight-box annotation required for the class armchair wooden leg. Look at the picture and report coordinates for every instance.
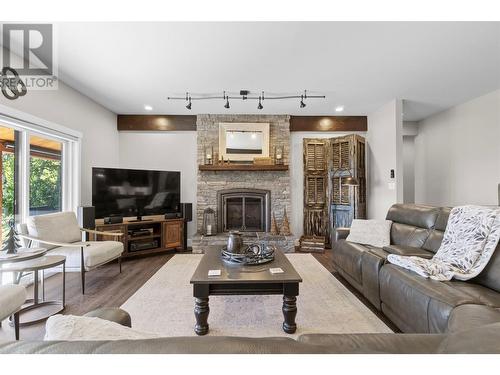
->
[118,257,122,273]
[13,312,20,340]
[81,246,86,294]
[81,269,85,294]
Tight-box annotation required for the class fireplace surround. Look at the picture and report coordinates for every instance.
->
[217,188,271,232]
[193,114,294,253]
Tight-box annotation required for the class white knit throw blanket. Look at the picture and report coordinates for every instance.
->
[388,205,500,281]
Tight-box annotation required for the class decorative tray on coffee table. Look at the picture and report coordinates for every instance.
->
[221,244,275,265]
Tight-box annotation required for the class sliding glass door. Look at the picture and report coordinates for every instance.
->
[0,119,79,241]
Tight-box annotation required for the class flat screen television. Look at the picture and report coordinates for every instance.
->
[92,167,180,219]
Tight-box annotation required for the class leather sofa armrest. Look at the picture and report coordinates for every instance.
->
[84,307,132,328]
[447,304,500,333]
[334,227,350,242]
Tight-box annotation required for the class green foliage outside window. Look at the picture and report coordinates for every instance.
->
[1,153,61,240]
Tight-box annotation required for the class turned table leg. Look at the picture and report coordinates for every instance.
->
[282,295,297,334]
[194,297,209,335]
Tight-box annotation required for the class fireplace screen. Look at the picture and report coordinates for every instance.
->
[218,189,271,232]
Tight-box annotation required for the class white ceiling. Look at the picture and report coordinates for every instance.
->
[51,22,500,120]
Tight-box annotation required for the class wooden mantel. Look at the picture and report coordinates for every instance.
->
[199,164,288,172]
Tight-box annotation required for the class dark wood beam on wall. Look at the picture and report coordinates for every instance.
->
[117,115,197,131]
[290,116,367,132]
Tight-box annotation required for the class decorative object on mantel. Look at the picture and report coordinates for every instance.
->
[167,90,325,111]
[274,145,284,165]
[202,208,216,236]
[1,219,22,254]
[253,157,273,165]
[204,145,214,165]
[270,212,279,235]
[280,208,292,236]
[298,235,325,253]
[199,164,288,172]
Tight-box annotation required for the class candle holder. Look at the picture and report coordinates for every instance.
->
[202,208,216,236]
[274,145,284,165]
[204,145,214,165]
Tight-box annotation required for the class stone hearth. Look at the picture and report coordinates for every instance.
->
[192,232,296,254]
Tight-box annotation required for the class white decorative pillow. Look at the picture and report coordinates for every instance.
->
[44,315,160,341]
[346,219,392,248]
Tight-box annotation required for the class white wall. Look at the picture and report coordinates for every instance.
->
[118,131,198,242]
[0,81,119,206]
[290,131,367,237]
[414,89,500,206]
[403,136,416,203]
[366,99,404,219]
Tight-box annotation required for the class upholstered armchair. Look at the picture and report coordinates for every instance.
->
[18,212,124,294]
[0,284,27,340]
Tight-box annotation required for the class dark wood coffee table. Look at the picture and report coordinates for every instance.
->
[190,247,302,335]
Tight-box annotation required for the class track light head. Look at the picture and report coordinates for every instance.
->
[186,98,192,110]
[224,98,230,109]
[257,97,263,110]
[300,95,306,108]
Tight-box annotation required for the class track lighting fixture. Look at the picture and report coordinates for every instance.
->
[167,89,325,110]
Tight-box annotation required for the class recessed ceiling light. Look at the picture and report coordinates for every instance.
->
[144,105,153,111]
[335,106,344,112]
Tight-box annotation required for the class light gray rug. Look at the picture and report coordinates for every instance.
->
[121,253,391,337]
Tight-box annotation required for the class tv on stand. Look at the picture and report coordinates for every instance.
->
[92,167,181,221]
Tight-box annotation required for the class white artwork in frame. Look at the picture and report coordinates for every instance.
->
[219,122,270,161]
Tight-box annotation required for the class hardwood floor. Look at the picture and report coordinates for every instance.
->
[0,249,395,341]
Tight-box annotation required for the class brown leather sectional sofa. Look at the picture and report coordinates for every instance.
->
[333,203,500,334]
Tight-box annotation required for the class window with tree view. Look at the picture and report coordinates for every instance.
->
[1,125,16,243]
[29,135,63,217]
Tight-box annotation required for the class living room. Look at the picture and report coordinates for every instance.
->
[1,0,500,372]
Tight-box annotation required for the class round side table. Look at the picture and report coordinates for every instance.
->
[1,255,66,326]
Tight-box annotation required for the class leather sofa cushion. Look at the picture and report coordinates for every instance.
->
[386,204,440,229]
[333,240,369,285]
[447,304,500,333]
[473,243,500,292]
[297,333,444,354]
[437,323,500,353]
[447,281,500,307]
[379,265,478,333]
[383,245,434,259]
[84,308,132,328]
[390,223,430,247]
[422,207,451,253]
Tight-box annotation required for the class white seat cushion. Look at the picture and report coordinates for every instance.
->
[27,212,82,250]
[0,284,27,321]
[49,241,123,270]
[45,314,159,341]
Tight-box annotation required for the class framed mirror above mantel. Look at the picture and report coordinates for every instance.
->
[218,122,270,162]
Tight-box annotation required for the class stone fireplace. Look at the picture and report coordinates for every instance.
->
[192,114,295,253]
[217,188,271,232]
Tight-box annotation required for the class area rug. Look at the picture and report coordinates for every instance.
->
[121,253,391,337]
